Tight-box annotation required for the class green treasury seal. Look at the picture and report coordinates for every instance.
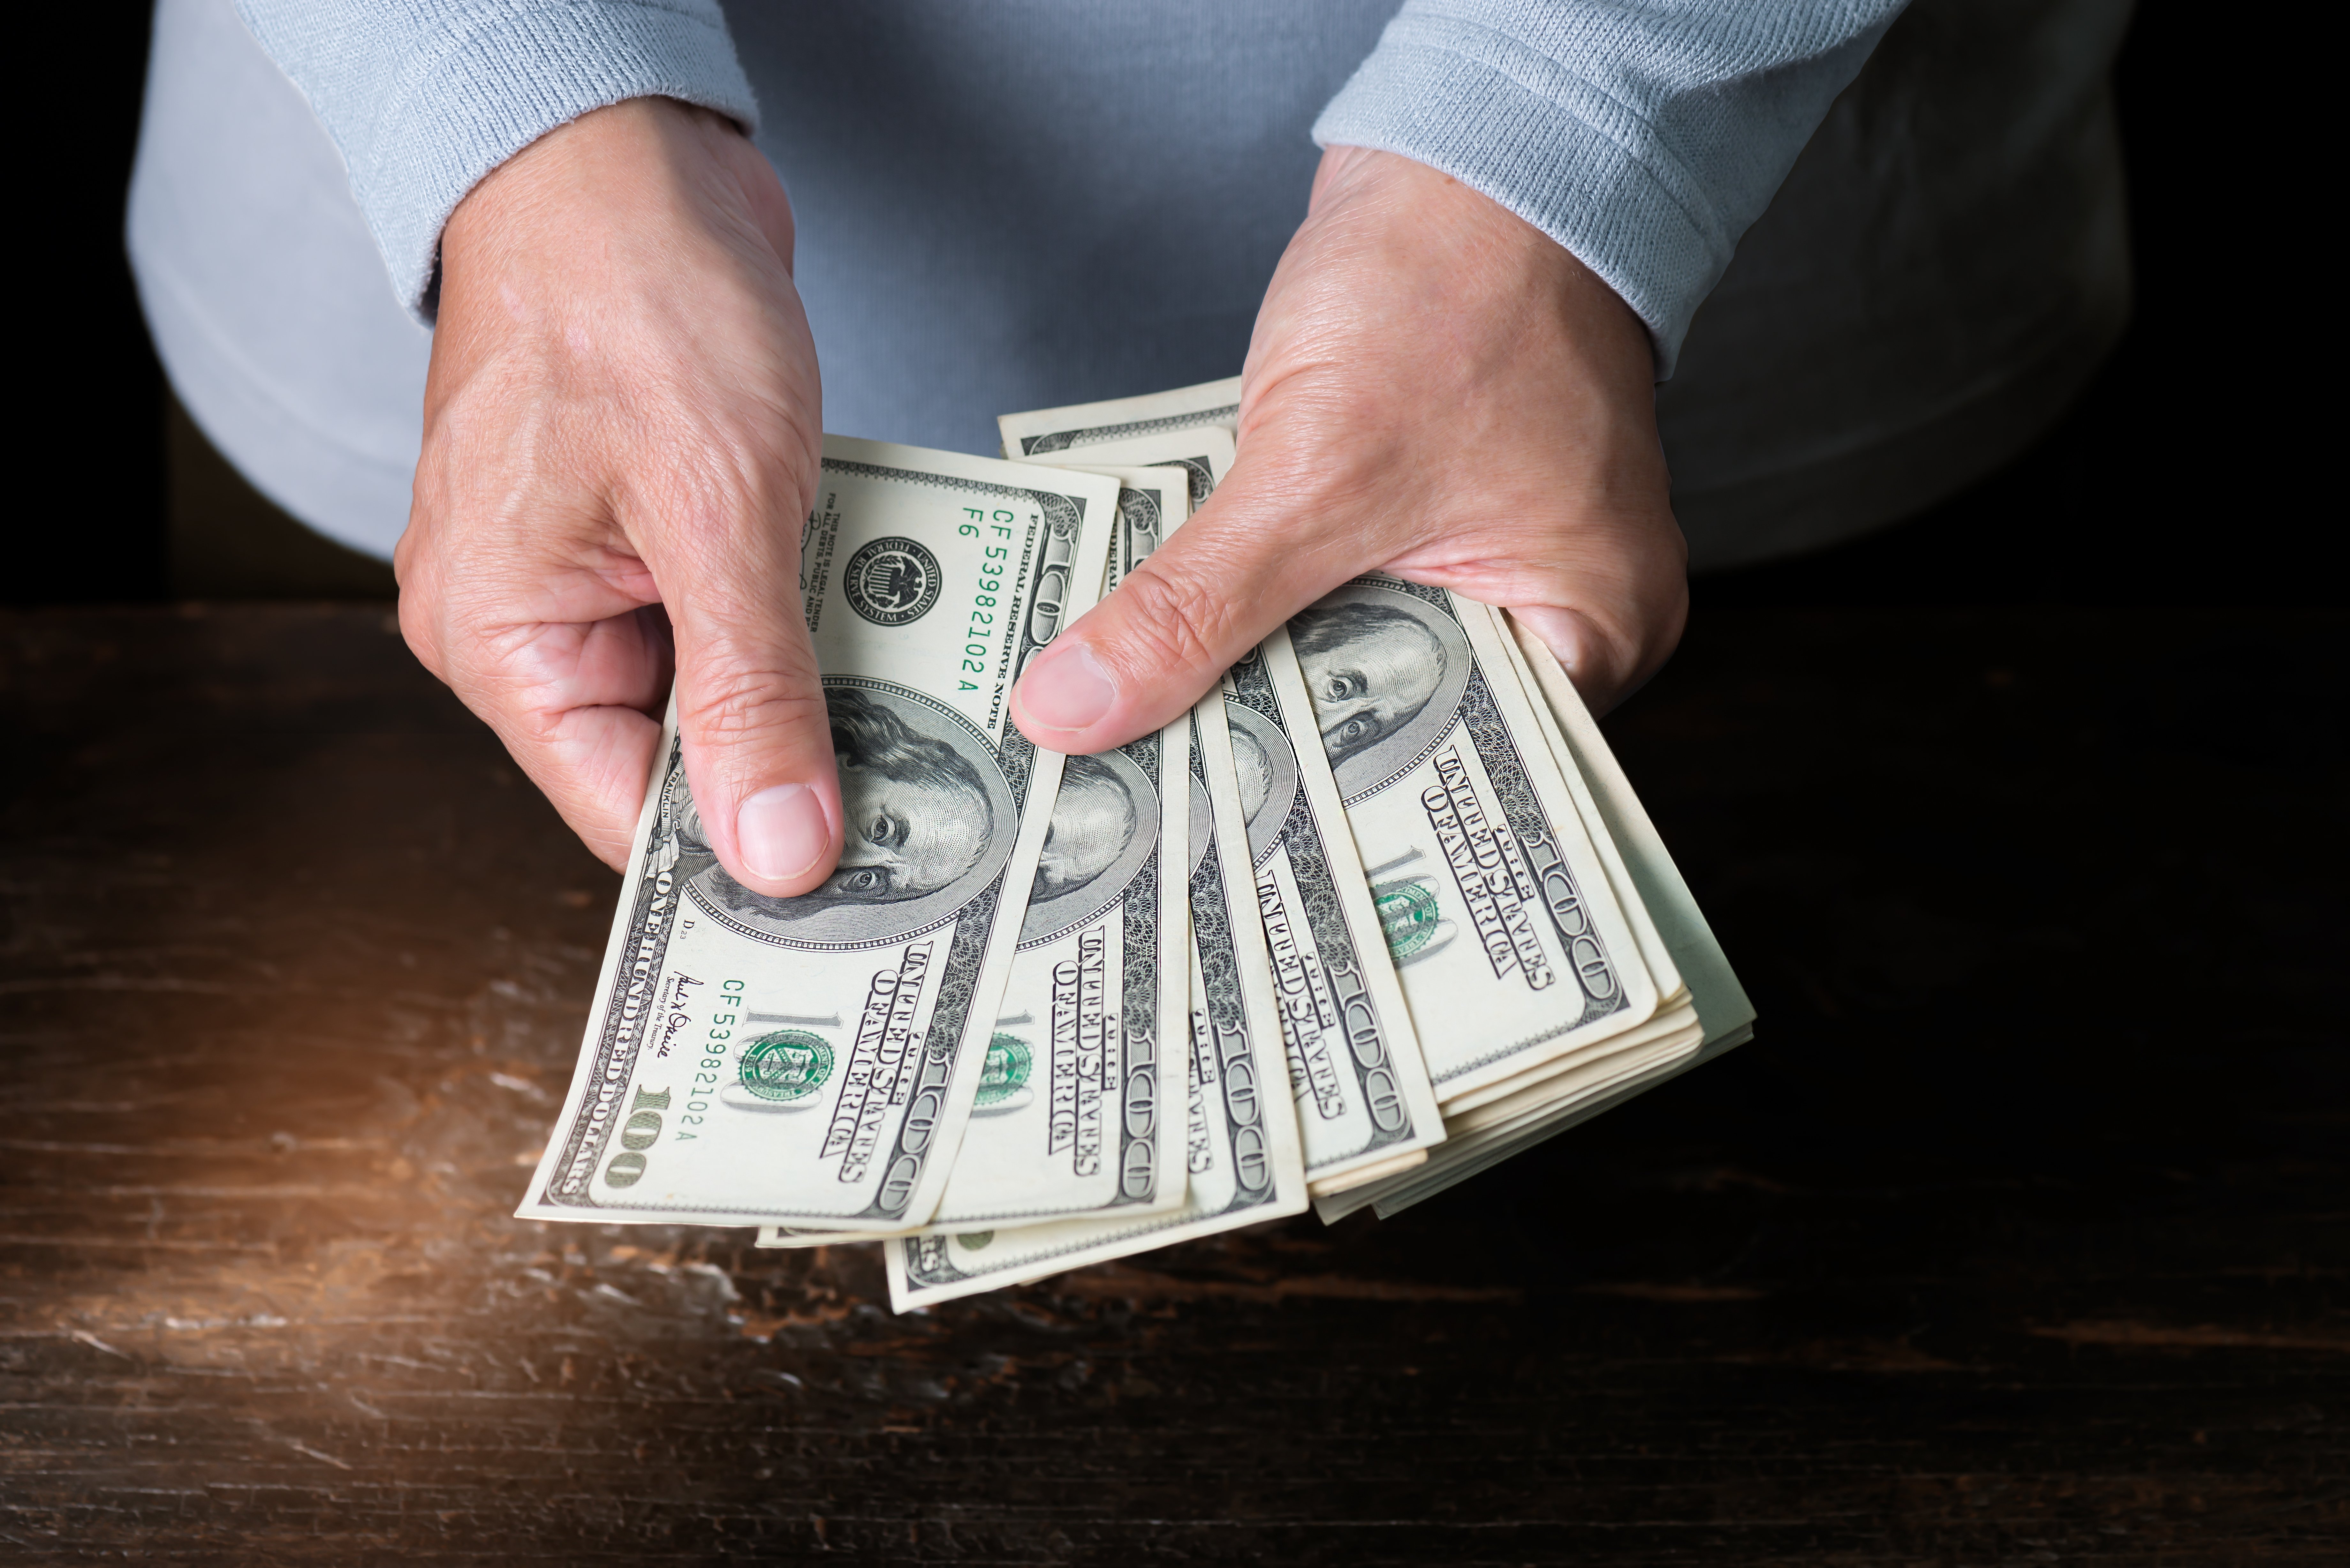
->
[1374,877,1442,960]
[975,1032,1032,1107]
[842,536,943,626]
[738,1030,834,1102]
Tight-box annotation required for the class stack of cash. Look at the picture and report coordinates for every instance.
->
[517,378,1753,1312]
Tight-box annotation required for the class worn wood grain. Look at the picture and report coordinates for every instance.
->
[1,604,2342,1564]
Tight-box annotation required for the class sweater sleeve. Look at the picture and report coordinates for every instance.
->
[1313,0,1907,377]
[235,0,759,320]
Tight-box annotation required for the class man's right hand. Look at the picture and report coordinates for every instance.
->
[396,97,844,896]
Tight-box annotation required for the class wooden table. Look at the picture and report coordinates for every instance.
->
[2,605,2341,1564]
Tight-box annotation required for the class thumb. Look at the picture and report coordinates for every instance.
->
[1505,517,1689,717]
[1010,459,1361,753]
[1508,603,1661,716]
[659,543,843,899]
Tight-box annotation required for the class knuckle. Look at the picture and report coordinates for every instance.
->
[392,569,463,684]
[624,421,821,559]
[394,591,442,674]
[1101,565,1235,681]
[676,652,831,754]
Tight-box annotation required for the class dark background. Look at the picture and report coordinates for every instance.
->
[5,8,2341,1562]
[18,1,2331,611]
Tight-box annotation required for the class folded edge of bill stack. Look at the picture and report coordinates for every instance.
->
[1308,609,1755,1223]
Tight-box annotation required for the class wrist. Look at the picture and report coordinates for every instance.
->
[1307,146,1652,388]
[442,97,790,304]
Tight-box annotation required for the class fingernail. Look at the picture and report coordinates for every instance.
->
[1511,605,1594,672]
[1017,641,1117,732]
[737,783,831,884]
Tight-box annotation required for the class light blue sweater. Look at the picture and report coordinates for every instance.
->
[235,0,1902,376]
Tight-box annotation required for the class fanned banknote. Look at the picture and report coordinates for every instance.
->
[881,705,1306,1310]
[516,438,1117,1231]
[755,466,1197,1243]
[892,463,1194,1226]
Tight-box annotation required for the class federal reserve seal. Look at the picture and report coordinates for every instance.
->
[972,1032,1033,1115]
[842,536,942,626]
[1374,876,1443,961]
[736,1030,833,1103]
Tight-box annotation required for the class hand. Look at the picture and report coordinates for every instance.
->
[396,98,845,895]
[1009,146,1687,754]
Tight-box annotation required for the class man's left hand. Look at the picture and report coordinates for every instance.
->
[1008,145,1687,754]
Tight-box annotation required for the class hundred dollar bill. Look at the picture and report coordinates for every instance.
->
[516,437,1117,1231]
[1286,577,1662,1107]
[755,466,1196,1243]
[882,705,1306,1310]
[944,465,1191,1223]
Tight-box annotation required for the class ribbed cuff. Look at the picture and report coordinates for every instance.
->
[347,2,758,320]
[1315,13,1735,380]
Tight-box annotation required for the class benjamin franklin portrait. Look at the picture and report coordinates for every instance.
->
[821,686,994,908]
[1290,599,1449,768]
[681,683,1019,947]
[1288,584,1475,802]
[1035,753,1138,903]
[1019,749,1157,946]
